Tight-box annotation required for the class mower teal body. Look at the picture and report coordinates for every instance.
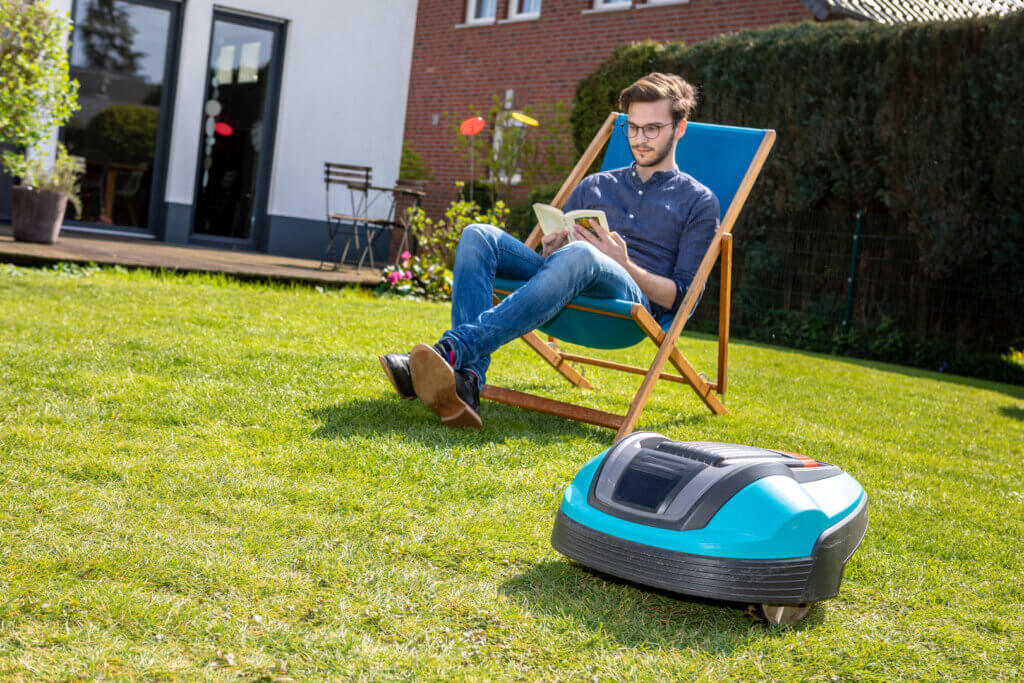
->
[552,432,868,604]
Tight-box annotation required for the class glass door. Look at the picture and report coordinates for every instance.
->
[189,12,284,248]
[63,0,180,235]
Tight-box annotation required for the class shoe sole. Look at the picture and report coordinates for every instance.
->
[378,355,415,400]
[408,344,482,429]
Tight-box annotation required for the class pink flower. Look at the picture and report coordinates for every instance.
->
[387,271,400,285]
[403,270,412,280]
[401,251,412,261]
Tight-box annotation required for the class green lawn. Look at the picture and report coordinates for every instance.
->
[1,263,1022,680]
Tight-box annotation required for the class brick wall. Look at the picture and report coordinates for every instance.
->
[403,0,815,217]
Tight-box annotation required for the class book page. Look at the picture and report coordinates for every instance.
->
[532,203,570,237]
[533,203,610,244]
[564,209,609,237]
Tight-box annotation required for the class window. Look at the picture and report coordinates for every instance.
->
[465,0,496,23]
[64,0,178,231]
[638,0,690,7]
[490,89,524,186]
[594,0,630,8]
[508,0,541,19]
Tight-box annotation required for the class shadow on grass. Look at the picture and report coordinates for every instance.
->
[500,560,822,649]
[999,404,1024,421]
[475,379,720,436]
[309,396,609,445]
[310,389,716,446]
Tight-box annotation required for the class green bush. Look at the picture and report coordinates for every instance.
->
[378,251,452,301]
[84,103,159,164]
[457,179,498,212]
[0,0,79,167]
[399,142,433,181]
[506,180,562,241]
[377,196,509,301]
[572,13,1024,358]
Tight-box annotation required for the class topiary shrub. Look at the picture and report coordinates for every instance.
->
[83,103,158,164]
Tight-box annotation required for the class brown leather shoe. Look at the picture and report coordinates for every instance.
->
[408,344,482,429]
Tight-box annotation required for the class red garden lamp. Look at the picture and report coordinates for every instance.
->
[459,116,485,202]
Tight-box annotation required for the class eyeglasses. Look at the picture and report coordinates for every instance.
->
[620,121,677,140]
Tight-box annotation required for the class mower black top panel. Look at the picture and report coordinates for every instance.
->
[587,432,842,531]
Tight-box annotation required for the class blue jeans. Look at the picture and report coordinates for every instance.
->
[439,223,650,386]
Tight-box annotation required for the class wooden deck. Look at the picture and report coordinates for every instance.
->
[0,224,380,287]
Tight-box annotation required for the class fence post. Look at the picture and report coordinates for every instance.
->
[842,210,864,335]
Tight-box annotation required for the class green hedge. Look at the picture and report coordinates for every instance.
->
[572,14,1024,369]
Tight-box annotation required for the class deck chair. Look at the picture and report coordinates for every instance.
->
[482,112,775,440]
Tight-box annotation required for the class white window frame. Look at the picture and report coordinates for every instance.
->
[583,0,631,14]
[506,0,541,21]
[463,0,497,26]
[637,0,690,8]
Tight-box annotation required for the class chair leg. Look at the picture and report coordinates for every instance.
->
[519,330,594,390]
[359,225,379,271]
[629,306,728,423]
[357,225,373,271]
[392,227,410,266]
[718,233,733,396]
[321,221,341,270]
[339,225,356,270]
[489,295,593,390]
[366,226,383,271]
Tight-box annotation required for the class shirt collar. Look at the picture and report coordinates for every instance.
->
[629,161,681,188]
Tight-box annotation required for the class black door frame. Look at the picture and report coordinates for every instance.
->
[187,9,286,252]
[60,0,183,240]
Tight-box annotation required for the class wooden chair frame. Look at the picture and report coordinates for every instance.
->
[480,112,775,440]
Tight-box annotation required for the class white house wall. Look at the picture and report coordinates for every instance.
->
[44,0,418,257]
[165,0,418,218]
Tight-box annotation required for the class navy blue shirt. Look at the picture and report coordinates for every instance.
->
[562,163,720,320]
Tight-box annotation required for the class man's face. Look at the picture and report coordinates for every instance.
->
[626,100,681,168]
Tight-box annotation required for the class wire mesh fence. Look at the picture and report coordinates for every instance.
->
[692,210,1020,357]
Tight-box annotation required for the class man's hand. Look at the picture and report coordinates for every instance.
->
[541,230,569,257]
[573,218,677,309]
[573,219,631,269]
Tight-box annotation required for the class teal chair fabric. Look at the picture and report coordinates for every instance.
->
[493,276,657,349]
[497,114,770,349]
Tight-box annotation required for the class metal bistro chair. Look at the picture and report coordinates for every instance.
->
[113,166,146,227]
[323,162,394,271]
[386,178,427,264]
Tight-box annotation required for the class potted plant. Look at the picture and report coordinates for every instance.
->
[0,0,80,243]
[5,144,82,242]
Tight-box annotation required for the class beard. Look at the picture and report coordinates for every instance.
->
[630,132,674,168]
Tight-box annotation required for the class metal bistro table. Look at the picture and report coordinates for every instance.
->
[322,163,425,271]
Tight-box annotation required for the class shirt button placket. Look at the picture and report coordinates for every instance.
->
[631,188,642,221]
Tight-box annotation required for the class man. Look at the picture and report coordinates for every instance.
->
[380,72,719,429]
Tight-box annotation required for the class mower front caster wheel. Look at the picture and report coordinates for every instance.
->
[745,603,812,626]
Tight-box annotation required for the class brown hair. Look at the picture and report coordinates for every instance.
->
[618,72,697,123]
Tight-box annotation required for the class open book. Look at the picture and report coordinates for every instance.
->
[533,203,609,242]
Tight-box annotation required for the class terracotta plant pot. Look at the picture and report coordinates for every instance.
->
[12,185,68,244]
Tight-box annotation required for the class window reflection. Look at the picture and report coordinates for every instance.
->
[515,0,541,14]
[63,0,171,229]
[191,19,275,240]
[472,0,496,20]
